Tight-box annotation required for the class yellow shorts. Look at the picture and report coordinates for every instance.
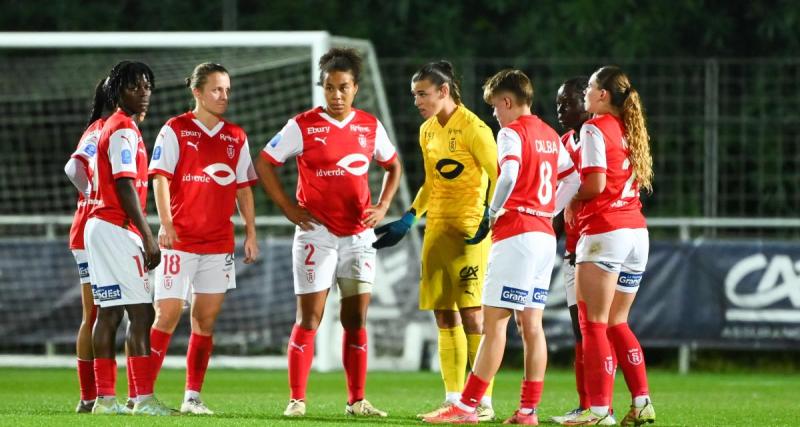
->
[419,221,490,311]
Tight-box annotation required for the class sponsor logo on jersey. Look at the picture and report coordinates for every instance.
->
[227,145,235,159]
[500,286,528,305]
[219,133,239,143]
[315,153,370,177]
[725,254,800,323]
[78,262,89,279]
[307,126,330,135]
[516,206,555,218]
[182,173,211,183]
[350,124,370,133]
[435,158,465,179]
[268,133,282,148]
[94,284,123,302]
[617,271,643,288]
[83,144,97,157]
[202,163,237,186]
[121,149,132,164]
[152,146,162,161]
[532,287,549,304]
[225,253,234,266]
[181,130,201,138]
[534,139,559,154]
[459,265,479,281]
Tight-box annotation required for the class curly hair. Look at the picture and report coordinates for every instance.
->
[318,47,362,85]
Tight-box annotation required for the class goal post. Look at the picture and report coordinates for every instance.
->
[0,31,428,372]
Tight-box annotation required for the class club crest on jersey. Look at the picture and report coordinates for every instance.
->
[163,277,173,290]
[358,133,367,148]
[449,137,456,152]
[227,144,235,159]
[306,268,315,283]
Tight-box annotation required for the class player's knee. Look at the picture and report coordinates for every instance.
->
[340,313,367,330]
[297,313,322,330]
[154,305,182,332]
[519,321,544,343]
[459,309,483,334]
[191,316,217,335]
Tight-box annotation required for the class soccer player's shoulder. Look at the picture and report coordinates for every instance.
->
[295,106,326,123]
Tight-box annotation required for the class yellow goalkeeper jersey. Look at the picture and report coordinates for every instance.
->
[411,105,497,229]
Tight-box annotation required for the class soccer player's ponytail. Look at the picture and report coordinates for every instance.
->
[186,62,229,90]
[87,77,112,128]
[412,60,462,105]
[595,66,653,193]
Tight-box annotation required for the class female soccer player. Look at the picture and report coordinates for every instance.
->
[563,66,655,426]
[550,76,596,424]
[84,60,170,416]
[255,47,401,418]
[147,62,259,415]
[64,78,113,413]
[424,69,579,425]
[373,60,497,421]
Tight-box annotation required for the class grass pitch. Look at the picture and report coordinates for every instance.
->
[0,367,796,426]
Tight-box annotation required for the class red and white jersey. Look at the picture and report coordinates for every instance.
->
[577,114,646,235]
[260,107,397,237]
[149,112,257,254]
[560,129,581,253]
[68,118,104,250]
[493,115,574,243]
[88,110,149,236]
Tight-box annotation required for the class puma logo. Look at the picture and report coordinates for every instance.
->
[150,348,163,357]
[364,261,372,271]
[187,141,199,151]
[349,344,368,352]
[314,136,327,145]
[289,342,307,353]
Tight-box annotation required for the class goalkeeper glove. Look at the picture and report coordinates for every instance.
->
[373,210,416,249]
[465,206,491,245]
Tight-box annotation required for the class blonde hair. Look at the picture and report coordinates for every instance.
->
[482,69,533,107]
[594,66,653,192]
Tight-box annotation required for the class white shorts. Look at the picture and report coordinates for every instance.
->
[292,224,377,296]
[563,254,577,307]
[71,249,92,285]
[84,218,153,308]
[483,231,556,311]
[576,228,649,293]
[154,249,236,301]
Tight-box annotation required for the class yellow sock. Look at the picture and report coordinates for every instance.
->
[467,333,494,399]
[438,325,467,396]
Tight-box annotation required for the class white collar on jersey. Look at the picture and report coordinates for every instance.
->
[318,110,356,128]
[191,118,225,137]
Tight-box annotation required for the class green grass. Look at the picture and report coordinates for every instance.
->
[0,367,797,426]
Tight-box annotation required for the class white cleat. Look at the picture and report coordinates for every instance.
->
[91,398,125,415]
[132,396,177,416]
[180,398,214,415]
[476,404,496,421]
[552,407,585,423]
[346,399,388,417]
[283,399,306,417]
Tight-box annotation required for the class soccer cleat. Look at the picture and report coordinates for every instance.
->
[551,407,585,423]
[561,408,616,425]
[283,399,306,417]
[91,398,125,415]
[503,409,539,425]
[76,399,95,413]
[423,404,478,424]
[132,396,176,416]
[477,403,496,421]
[620,399,655,426]
[120,398,135,415]
[180,398,214,415]
[346,399,388,417]
[416,401,453,419]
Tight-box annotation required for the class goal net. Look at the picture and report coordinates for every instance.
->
[0,32,427,371]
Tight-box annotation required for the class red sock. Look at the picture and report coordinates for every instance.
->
[607,336,617,407]
[129,355,154,396]
[574,342,588,409]
[581,321,612,407]
[77,359,96,401]
[186,333,214,393]
[343,328,368,404]
[93,358,117,398]
[459,373,490,409]
[288,324,316,400]
[520,380,543,410]
[149,328,172,380]
[126,359,136,399]
[608,323,649,398]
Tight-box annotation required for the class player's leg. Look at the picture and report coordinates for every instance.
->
[74,250,97,413]
[91,305,124,413]
[460,235,495,419]
[179,252,232,414]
